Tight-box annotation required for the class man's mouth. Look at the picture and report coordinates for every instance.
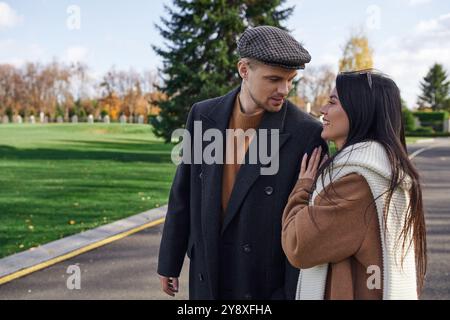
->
[270,97,284,104]
[323,118,331,126]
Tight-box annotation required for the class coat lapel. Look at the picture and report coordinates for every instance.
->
[220,101,291,234]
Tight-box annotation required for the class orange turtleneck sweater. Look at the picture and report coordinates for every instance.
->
[221,94,265,221]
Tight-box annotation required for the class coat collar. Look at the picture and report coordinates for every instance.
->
[201,85,289,133]
[332,141,412,190]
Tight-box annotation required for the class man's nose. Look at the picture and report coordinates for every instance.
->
[278,82,289,95]
[320,105,327,115]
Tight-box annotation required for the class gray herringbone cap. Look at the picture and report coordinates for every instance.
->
[237,25,311,69]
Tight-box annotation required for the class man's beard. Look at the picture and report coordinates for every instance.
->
[247,86,285,112]
[247,87,268,110]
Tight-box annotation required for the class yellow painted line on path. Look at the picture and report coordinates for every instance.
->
[0,218,165,286]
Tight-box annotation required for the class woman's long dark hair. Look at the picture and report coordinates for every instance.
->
[314,70,427,293]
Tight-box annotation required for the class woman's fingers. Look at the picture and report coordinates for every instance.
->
[299,146,326,180]
[302,148,315,179]
[307,147,321,175]
[313,146,322,171]
[308,148,317,171]
[299,153,307,179]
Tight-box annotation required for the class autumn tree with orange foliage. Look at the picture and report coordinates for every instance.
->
[0,61,162,123]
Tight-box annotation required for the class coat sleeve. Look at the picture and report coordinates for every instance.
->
[157,104,196,278]
[281,173,377,270]
[275,124,329,300]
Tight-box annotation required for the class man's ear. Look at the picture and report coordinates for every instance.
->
[237,60,249,80]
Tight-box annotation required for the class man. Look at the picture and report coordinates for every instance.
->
[158,25,327,300]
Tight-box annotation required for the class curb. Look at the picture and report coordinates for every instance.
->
[0,205,167,285]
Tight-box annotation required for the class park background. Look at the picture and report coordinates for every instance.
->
[0,0,450,299]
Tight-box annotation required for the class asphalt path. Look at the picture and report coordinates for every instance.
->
[408,138,450,299]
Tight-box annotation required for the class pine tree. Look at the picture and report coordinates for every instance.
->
[418,63,450,111]
[151,0,294,142]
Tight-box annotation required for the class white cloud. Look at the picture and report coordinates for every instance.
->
[376,47,450,107]
[0,42,91,68]
[375,13,450,108]
[316,53,340,71]
[64,46,89,64]
[408,0,432,6]
[0,2,23,30]
[415,13,450,38]
[0,39,46,66]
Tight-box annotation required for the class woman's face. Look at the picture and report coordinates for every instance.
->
[320,87,350,150]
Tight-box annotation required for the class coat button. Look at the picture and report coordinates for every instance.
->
[264,186,274,196]
[244,293,252,300]
[243,244,251,253]
[199,172,203,179]
[198,273,204,282]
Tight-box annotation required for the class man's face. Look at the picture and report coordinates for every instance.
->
[239,60,298,112]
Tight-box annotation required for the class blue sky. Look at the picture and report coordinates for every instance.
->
[1,0,449,106]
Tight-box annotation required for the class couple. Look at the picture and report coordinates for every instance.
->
[157,26,427,300]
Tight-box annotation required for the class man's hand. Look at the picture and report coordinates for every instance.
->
[159,275,179,297]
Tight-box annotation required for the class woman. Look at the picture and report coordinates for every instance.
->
[281,70,427,300]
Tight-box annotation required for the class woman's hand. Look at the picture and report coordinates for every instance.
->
[299,146,328,180]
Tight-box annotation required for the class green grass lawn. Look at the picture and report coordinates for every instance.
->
[405,137,429,144]
[0,124,175,258]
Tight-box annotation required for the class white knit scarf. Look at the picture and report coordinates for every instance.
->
[295,141,418,300]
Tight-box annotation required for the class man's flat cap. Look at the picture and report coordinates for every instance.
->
[237,26,311,69]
